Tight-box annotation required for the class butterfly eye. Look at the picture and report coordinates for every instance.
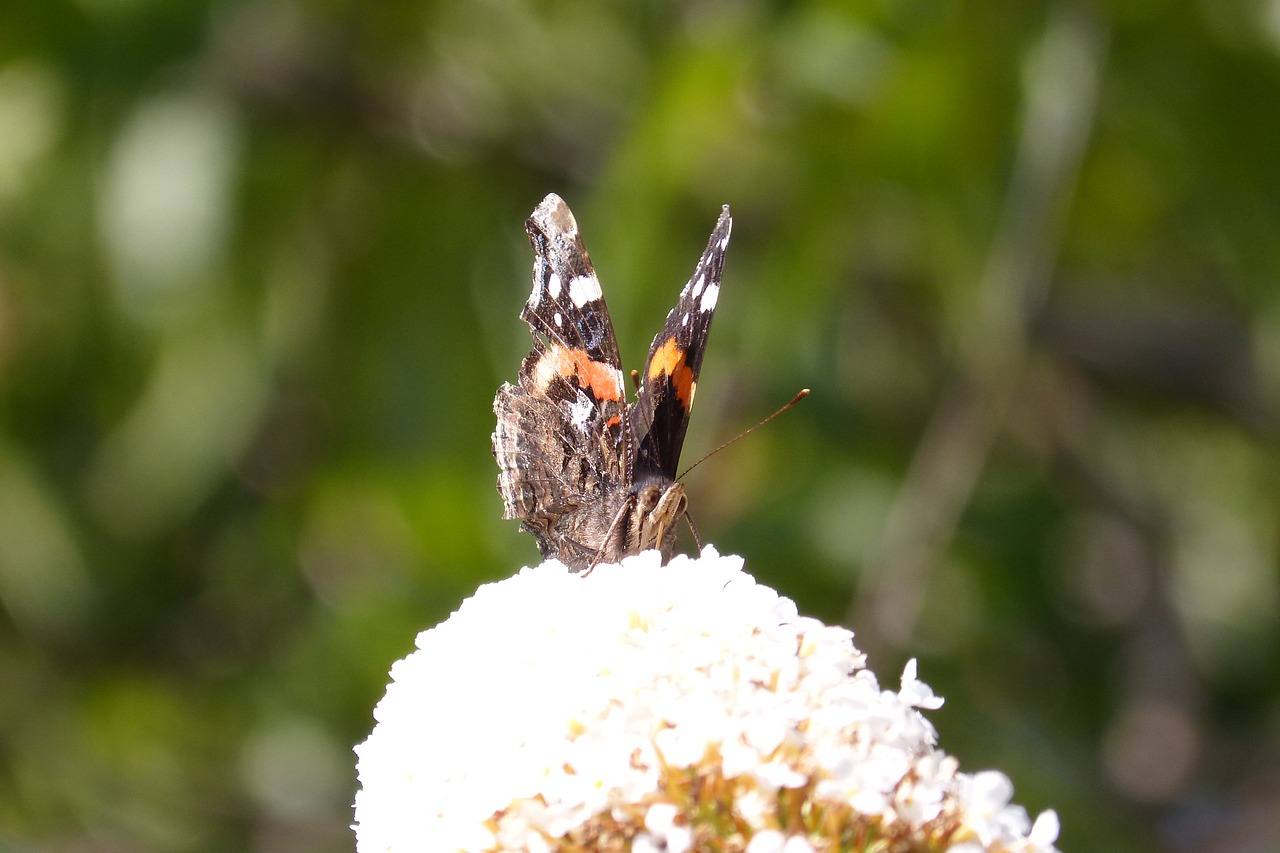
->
[635,487,659,513]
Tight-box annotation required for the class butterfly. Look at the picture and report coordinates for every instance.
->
[492,193,731,571]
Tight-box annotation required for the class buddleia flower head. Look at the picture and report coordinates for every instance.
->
[354,547,1060,853]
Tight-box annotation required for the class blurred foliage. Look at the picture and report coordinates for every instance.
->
[1,0,1279,851]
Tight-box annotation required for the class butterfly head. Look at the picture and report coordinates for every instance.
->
[625,475,687,559]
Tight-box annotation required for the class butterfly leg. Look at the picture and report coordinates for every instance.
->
[682,509,703,553]
[582,495,635,577]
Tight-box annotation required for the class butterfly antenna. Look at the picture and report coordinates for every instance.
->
[677,388,810,481]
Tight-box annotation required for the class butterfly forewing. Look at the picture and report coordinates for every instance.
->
[629,205,732,481]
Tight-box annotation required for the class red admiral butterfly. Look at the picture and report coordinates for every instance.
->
[493,194,731,572]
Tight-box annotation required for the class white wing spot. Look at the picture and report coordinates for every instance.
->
[569,274,602,307]
[700,281,719,311]
[554,312,563,327]
[547,272,562,300]
[568,395,594,432]
[691,272,705,298]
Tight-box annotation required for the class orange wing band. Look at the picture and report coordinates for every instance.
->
[534,345,623,403]
[647,337,696,409]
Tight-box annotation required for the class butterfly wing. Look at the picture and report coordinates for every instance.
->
[629,204,732,481]
[493,194,630,561]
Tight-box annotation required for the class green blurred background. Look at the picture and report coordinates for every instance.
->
[2,1,1278,850]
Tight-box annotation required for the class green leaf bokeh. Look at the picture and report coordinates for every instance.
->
[2,2,1278,851]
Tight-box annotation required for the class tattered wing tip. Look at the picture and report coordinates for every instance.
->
[528,193,578,241]
[709,204,732,254]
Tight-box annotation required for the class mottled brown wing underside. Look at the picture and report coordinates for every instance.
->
[493,375,628,566]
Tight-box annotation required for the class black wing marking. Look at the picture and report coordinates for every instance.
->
[629,204,732,481]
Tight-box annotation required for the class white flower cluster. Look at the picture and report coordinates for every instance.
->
[353,547,1060,853]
